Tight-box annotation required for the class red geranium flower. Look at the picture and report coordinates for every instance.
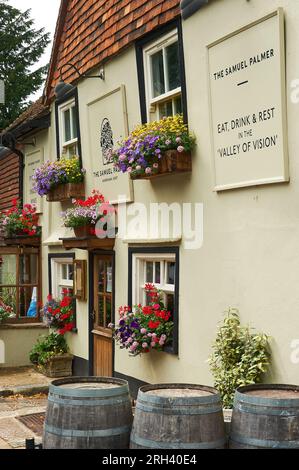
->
[148,320,161,329]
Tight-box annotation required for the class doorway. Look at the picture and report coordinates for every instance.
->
[91,253,114,376]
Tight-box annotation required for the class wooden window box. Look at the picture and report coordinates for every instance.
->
[4,235,41,247]
[46,182,85,202]
[60,236,115,251]
[130,150,192,180]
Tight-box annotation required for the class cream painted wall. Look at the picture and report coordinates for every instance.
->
[21,0,299,385]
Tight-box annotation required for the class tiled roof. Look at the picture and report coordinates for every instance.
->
[5,97,49,133]
[45,0,181,102]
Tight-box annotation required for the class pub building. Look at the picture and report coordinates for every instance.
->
[0,0,297,396]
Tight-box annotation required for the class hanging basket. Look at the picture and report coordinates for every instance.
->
[73,224,94,238]
[4,234,41,247]
[130,150,192,180]
[46,183,85,202]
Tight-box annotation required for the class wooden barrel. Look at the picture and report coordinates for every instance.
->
[130,383,226,449]
[43,377,133,449]
[230,384,299,449]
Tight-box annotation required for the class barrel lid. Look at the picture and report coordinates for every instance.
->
[138,383,221,405]
[49,376,130,398]
[235,384,299,407]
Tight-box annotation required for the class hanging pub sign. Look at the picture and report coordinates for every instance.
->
[207,9,289,191]
[25,149,43,213]
[87,85,133,203]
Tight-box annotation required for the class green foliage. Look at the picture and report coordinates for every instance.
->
[0,1,50,129]
[29,332,69,366]
[209,308,271,408]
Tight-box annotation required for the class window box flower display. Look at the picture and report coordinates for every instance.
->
[113,115,195,180]
[32,156,85,202]
[0,300,14,323]
[61,190,116,250]
[42,291,76,335]
[0,199,41,246]
[110,284,174,356]
[29,332,73,378]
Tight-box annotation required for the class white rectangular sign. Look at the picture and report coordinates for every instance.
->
[208,9,288,191]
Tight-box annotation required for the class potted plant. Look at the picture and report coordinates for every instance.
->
[113,114,195,179]
[29,332,73,377]
[32,156,86,202]
[42,290,76,335]
[61,189,116,239]
[209,308,271,434]
[0,300,14,323]
[110,284,174,356]
[0,198,41,245]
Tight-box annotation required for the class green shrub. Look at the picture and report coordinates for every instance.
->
[29,332,69,366]
[209,308,271,408]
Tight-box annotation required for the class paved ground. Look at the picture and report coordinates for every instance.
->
[0,367,51,449]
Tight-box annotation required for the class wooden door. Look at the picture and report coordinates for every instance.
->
[92,254,114,377]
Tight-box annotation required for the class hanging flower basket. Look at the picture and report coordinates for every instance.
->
[4,234,41,247]
[130,149,192,180]
[0,199,41,246]
[46,182,85,202]
[32,157,86,202]
[113,115,195,181]
[73,223,94,238]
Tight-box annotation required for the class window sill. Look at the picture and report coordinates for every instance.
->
[123,237,181,245]
[0,323,48,330]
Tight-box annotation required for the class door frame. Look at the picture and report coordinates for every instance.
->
[88,250,115,376]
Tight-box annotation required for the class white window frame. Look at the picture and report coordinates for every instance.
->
[143,30,182,121]
[51,257,74,298]
[132,253,176,306]
[58,98,78,157]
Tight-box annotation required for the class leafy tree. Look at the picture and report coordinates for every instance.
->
[0,0,50,130]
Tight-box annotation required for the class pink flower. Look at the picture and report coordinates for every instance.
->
[141,328,147,334]
[145,167,152,174]
[176,137,182,143]
[177,145,185,153]
[153,163,159,169]
[119,154,127,161]
[142,343,148,348]
[150,341,156,348]
[127,167,132,173]
[165,139,171,145]
[147,333,152,337]
[127,337,133,343]
[153,304,160,310]
[133,341,139,347]
[136,165,141,171]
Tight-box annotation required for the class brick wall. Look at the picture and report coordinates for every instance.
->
[0,152,20,211]
[46,0,180,100]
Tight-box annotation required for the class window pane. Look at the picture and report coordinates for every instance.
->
[98,296,105,326]
[98,260,105,293]
[167,262,176,285]
[174,96,182,115]
[151,50,165,97]
[166,42,181,91]
[106,296,112,326]
[20,254,38,285]
[166,293,174,319]
[106,262,113,293]
[0,255,16,285]
[0,286,17,315]
[155,262,161,284]
[159,100,173,118]
[68,263,74,281]
[20,286,38,318]
[71,107,78,139]
[146,262,154,283]
[64,108,71,142]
